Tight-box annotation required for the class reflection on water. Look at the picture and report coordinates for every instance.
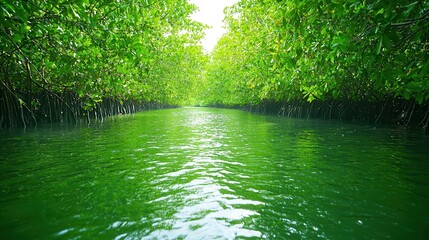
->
[141,110,264,239]
[1,108,429,239]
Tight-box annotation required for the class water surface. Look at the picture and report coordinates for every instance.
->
[1,108,428,239]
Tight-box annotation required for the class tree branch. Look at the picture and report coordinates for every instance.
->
[391,10,429,27]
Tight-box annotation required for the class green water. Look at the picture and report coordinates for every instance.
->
[1,108,428,239]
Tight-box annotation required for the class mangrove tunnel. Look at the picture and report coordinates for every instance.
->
[1,1,429,239]
[1,0,428,130]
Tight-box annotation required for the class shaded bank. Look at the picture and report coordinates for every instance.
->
[206,98,429,134]
[0,86,175,128]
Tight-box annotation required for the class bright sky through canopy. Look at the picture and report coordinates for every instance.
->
[189,0,240,52]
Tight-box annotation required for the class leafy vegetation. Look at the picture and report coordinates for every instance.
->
[1,0,428,129]
[1,0,206,127]
[200,0,428,128]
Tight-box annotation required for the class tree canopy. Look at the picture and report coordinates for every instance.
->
[1,0,206,127]
[1,0,428,128]
[201,0,429,107]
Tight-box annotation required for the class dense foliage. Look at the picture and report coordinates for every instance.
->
[2,0,428,129]
[1,0,206,127]
[200,0,428,117]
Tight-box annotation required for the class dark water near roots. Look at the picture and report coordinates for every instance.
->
[1,108,429,239]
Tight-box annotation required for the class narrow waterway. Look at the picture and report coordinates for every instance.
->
[1,108,428,239]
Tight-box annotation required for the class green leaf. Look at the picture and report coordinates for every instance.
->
[1,3,14,18]
[70,5,80,19]
[15,6,27,22]
[12,33,22,43]
[403,1,418,17]
[416,93,423,104]
[376,38,382,55]
[382,35,392,51]
[18,98,24,106]
[77,89,84,98]
[22,25,31,33]
[403,91,411,100]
